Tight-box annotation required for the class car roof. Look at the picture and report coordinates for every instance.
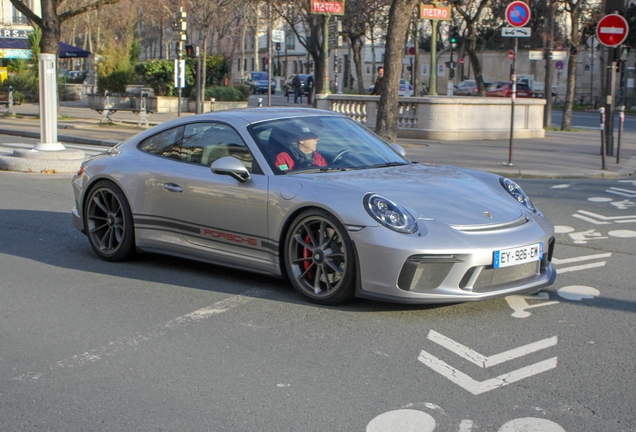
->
[180,108,344,125]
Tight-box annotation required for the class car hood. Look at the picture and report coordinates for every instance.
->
[308,163,524,226]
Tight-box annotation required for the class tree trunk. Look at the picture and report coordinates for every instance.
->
[351,37,364,94]
[375,0,419,142]
[40,1,61,54]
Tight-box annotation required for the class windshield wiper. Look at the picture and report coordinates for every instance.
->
[365,162,409,169]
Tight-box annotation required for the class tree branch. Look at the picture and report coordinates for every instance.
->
[59,0,121,23]
[7,0,43,27]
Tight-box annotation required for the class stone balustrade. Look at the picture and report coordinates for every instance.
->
[315,94,546,140]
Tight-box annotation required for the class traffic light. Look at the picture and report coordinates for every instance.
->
[185,45,199,58]
[450,26,459,47]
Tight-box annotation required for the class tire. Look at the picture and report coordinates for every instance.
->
[84,180,135,262]
[285,209,355,305]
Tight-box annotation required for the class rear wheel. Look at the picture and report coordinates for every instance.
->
[84,180,135,262]
[285,210,355,305]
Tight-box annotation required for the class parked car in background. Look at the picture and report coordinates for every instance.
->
[368,79,414,96]
[485,81,533,98]
[454,79,492,96]
[243,72,276,94]
[284,74,312,96]
[518,75,558,98]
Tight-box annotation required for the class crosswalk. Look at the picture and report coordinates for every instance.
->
[0,141,108,160]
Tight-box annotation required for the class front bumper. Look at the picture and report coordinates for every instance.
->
[349,216,556,304]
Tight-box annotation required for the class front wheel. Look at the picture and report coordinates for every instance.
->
[285,210,355,305]
[84,180,135,262]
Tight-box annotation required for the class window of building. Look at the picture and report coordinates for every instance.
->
[285,32,295,50]
[12,0,32,25]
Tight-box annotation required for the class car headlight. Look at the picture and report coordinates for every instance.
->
[500,177,535,212]
[363,193,417,233]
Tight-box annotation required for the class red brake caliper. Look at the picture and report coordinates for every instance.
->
[302,234,315,279]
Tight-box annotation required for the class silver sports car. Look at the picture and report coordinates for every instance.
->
[71,108,556,305]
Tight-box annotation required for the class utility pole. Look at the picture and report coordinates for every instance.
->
[543,0,554,128]
[175,8,187,117]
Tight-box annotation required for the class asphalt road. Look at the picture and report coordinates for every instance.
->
[0,155,634,430]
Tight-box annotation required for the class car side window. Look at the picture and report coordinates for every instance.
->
[181,122,255,173]
[138,126,184,160]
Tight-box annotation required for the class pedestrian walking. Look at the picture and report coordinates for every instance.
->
[292,73,302,103]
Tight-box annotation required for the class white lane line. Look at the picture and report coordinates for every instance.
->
[13,288,272,382]
[552,253,612,265]
[556,262,606,274]
[427,330,557,368]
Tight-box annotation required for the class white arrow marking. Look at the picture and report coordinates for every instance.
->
[418,350,558,395]
[427,330,557,368]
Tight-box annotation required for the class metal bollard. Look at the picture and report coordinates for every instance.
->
[617,105,625,164]
[599,107,606,170]
[258,97,263,107]
[210,98,215,112]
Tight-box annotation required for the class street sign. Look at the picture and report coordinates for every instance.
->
[501,27,531,38]
[310,0,345,15]
[408,46,415,55]
[529,50,543,60]
[596,14,629,47]
[420,4,451,20]
[555,60,564,69]
[272,30,285,43]
[505,1,531,28]
[508,50,515,62]
[459,57,464,65]
[552,51,567,60]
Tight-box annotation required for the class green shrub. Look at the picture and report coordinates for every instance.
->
[204,86,247,102]
[234,84,251,100]
[135,59,194,97]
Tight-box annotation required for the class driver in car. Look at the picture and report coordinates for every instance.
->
[275,131,327,171]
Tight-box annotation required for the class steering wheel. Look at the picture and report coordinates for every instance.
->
[332,149,353,165]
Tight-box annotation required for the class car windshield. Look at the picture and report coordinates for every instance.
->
[251,72,268,80]
[247,116,410,175]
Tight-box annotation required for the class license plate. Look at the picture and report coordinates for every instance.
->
[493,243,543,269]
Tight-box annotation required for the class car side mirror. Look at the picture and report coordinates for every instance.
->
[389,143,407,157]
[211,156,251,182]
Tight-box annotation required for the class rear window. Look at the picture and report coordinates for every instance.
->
[251,72,268,80]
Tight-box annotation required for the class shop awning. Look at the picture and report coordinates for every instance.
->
[0,38,90,59]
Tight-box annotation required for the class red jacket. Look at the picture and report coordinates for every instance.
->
[275,151,327,171]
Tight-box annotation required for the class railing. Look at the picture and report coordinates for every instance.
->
[316,94,546,141]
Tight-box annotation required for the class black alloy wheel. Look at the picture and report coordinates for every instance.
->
[84,180,135,262]
[285,209,355,305]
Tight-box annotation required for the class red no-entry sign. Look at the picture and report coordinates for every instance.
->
[596,14,629,47]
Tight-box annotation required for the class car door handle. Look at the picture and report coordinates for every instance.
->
[164,183,183,193]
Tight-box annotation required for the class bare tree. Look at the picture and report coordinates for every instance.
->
[375,0,420,142]
[341,0,389,94]
[272,0,327,93]
[560,0,601,130]
[9,0,121,55]
[449,0,491,95]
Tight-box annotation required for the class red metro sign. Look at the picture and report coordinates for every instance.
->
[311,0,345,15]
[596,14,629,47]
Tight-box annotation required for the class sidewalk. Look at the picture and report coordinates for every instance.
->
[1,101,635,179]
